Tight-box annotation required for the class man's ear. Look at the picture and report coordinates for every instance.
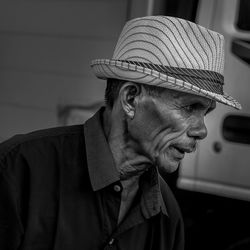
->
[119,82,141,119]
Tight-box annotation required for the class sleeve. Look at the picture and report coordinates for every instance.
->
[0,156,24,249]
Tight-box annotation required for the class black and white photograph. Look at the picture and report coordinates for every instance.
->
[0,0,249,249]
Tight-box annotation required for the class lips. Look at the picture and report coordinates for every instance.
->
[174,147,185,154]
[176,147,193,153]
[170,146,185,159]
[167,144,196,160]
[172,144,196,154]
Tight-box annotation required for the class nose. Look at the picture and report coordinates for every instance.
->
[187,117,207,140]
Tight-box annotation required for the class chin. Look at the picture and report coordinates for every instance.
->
[156,155,181,174]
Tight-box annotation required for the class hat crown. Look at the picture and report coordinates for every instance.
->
[113,16,225,75]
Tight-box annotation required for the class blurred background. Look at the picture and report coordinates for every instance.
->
[0,0,250,249]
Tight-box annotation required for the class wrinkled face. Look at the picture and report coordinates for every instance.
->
[129,87,216,173]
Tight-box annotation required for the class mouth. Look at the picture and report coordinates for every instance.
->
[170,146,185,159]
[172,145,196,155]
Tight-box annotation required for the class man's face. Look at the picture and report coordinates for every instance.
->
[129,87,216,173]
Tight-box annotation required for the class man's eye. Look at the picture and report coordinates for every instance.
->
[183,105,195,113]
[183,104,213,116]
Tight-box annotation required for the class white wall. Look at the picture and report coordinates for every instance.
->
[0,0,130,141]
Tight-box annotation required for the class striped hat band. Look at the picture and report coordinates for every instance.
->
[116,60,224,94]
[91,16,241,110]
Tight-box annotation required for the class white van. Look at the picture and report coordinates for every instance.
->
[171,0,250,249]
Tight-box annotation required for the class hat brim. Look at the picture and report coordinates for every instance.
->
[91,59,242,110]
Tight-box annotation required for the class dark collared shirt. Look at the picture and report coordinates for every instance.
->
[0,108,184,250]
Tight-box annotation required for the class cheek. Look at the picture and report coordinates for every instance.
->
[129,103,162,138]
[153,113,188,143]
[138,102,172,135]
[144,101,187,134]
[129,100,190,151]
[151,116,190,155]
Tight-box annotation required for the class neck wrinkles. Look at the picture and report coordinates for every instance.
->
[103,107,151,180]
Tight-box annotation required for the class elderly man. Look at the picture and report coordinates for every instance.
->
[0,16,240,250]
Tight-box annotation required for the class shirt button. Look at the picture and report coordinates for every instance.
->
[113,184,121,192]
[108,238,115,245]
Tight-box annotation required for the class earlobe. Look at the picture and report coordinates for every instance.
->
[122,99,135,119]
[119,83,141,120]
[127,110,135,120]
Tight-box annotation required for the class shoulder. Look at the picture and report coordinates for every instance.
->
[0,125,85,168]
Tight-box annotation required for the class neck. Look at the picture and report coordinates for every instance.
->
[102,106,151,180]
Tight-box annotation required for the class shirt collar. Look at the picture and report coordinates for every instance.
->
[84,107,120,191]
[140,167,168,217]
[84,107,168,216]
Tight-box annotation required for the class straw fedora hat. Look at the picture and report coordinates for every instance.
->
[91,16,241,110]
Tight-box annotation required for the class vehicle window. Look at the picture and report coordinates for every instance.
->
[153,0,199,22]
[236,0,250,31]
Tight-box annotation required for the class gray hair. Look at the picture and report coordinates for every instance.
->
[104,79,164,108]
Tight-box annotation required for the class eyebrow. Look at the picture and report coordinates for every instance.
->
[182,97,212,105]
